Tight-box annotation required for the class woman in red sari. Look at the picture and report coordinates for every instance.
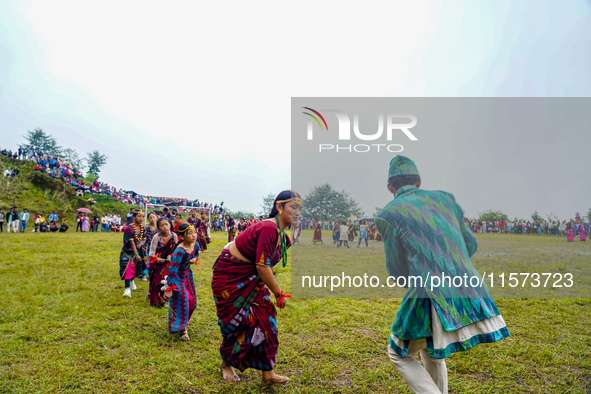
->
[212,190,301,386]
[312,220,323,244]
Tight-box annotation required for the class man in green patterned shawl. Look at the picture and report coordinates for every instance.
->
[376,156,509,394]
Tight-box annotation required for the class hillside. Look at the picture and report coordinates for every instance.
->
[0,155,140,222]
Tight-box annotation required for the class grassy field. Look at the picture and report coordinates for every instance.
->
[0,230,590,393]
[291,230,591,298]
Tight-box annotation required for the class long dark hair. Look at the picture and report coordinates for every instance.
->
[268,190,300,218]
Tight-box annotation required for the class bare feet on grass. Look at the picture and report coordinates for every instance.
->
[220,361,240,383]
[262,370,290,386]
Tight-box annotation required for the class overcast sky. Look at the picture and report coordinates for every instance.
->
[1,1,590,215]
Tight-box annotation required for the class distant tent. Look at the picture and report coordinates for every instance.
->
[162,200,182,207]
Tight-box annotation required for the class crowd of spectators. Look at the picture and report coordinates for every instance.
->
[0,207,69,233]
[468,219,590,237]
[1,145,228,233]
[2,144,224,210]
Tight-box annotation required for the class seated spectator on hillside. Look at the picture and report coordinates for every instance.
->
[3,169,10,177]
[39,221,48,232]
[50,221,59,232]
[59,221,69,232]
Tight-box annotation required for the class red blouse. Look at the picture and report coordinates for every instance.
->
[234,220,291,267]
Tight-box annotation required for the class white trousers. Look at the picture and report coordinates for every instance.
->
[8,220,18,233]
[388,342,448,394]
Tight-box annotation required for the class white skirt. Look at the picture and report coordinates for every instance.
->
[389,302,510,359]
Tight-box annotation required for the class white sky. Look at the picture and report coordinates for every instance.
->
[1,0,590,214]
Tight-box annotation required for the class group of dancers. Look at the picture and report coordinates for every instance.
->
[118,192,302,386]
[291,219,382,247]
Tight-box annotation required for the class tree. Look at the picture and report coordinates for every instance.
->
[22,128,62,156]
[587,208,591,222]
[546,211,558,223]
[226,209,255,219]
[86,150,108,178]
[302,183,362,220]
[477,209,508,223]
[62,147,84,171]
[259,192,276,217]
[531,210,544,223]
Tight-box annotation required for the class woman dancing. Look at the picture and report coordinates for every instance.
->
[212,190,301,386]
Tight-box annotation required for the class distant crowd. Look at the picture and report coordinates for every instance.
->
[0,207,69,233]
[1,144,225,217]
[467,219,590,238]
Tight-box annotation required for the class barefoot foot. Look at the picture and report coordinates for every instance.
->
[220,361,240,383]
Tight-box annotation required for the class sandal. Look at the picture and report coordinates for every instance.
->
[179,330,190,342]
[219,362,240,383]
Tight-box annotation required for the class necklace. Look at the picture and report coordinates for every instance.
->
[274,217,288,267]
[133,223,145,240]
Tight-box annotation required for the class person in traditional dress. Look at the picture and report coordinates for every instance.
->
[120,211,146,298]
[201,211,211,244]
[163,223,199,341]
[312,220,323,244]
[171,213,183,234]
[357,220,369,247]
[187,209,200,230]
[212,190,301,386]
[225,215,235,242]
[140,212,159,282]
[580,223,587,241]
[376,156,509,394]
[368,224,375,241]
[187,209,206,251]
[81,214,89,232]
[147,217,178,304]
[566,221,575,242]
[195,211,210,251]
[332,225,340,244]
[348,221,357,243]
[247,216,255,227]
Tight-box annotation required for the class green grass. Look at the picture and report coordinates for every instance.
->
[0,231,590,393]
[292,230,591,298]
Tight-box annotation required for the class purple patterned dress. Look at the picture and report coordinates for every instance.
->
[167,245,198,333]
